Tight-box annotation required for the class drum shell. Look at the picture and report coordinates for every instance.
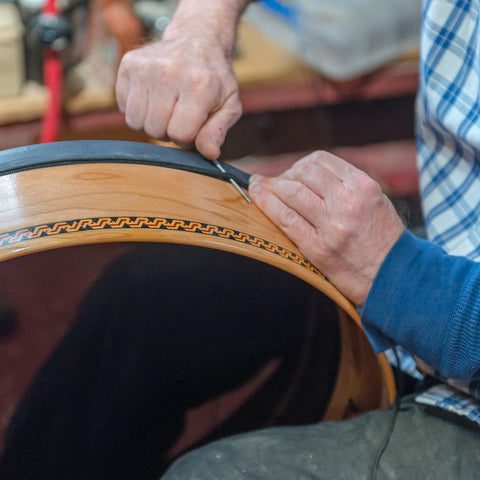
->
[0,142,396,451]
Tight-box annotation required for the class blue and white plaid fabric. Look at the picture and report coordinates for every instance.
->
[415,383,480,429]
[417,0,480,260]
[415,0,480,409]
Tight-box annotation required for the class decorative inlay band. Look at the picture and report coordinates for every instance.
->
[0,216,323,276]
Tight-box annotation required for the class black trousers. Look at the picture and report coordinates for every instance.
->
[0,244,339,480]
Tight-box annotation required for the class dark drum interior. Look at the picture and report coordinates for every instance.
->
[0,242,340,459]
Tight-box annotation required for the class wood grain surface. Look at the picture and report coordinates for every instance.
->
[0,161,395,416]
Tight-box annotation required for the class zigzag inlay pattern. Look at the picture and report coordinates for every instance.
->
[0,217,323,276]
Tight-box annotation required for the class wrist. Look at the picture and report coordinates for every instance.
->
[162,0,251,58]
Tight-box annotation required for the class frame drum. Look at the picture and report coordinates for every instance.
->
[0,141,395,453]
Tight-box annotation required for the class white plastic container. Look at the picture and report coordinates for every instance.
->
[297,0,421,79]
[245,0,421,80]
[0,4,25,98]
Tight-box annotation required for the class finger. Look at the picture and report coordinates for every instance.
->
[194,93,243,159]
[165,68,226,149]
[307,151,357,181]
[249,179,317,250]
[281,157,342,201]
[123,84,149,131]
[115,55,131,112]
[284,151,356,184]
[166,94,212,147]
[252,175,325,229]
[143,94,177,140]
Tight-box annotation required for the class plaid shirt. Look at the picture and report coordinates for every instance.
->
[415,0,480,407]
[417,0,480,260]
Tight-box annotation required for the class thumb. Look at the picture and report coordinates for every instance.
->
[195,94,242,159]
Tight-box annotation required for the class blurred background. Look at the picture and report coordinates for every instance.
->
[0,0,423,220]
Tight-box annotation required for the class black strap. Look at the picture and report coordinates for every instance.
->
[0,141,250,188]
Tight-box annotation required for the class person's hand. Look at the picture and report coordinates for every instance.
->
[116,0,251,158]
[116,33,242,160]
[116,38,242,160]
[248,151,406,306]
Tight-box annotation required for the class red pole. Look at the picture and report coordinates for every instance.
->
[40,0,62,143]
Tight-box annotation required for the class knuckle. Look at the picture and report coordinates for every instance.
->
[156,57,178,77]
[289,182,314,210]
[119,51,134,70]
[329,221,353,252]
[132,56,174,80]
[288,180,305,198]
[309,150,331,163]
[188,69,216,95]
[120,49,181,81]
[190,69,211,86]
[135,56,155,75]
[358,172,382,196]
[288,158,313,181]
[293,158,312,175]
[278,206,297,229]
[340,190,363,219]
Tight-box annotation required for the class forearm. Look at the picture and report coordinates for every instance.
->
[362,230,480,381]
[116,0,248,158]
[163,0,253,59]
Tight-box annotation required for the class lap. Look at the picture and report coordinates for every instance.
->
[163,395,480,480]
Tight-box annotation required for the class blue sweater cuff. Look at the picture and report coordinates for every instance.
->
[360,230,480,380]
[360,230,420,352]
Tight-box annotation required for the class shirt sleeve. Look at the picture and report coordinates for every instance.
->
[361,230,480,381]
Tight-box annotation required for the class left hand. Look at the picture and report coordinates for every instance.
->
[248,151,406,306]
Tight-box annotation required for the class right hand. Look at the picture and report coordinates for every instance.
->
[115,37,243,160]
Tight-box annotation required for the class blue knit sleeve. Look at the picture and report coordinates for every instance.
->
[361,230,480,381]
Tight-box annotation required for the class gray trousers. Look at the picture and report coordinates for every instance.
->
[163,395,480,479]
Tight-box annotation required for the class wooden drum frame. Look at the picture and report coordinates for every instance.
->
[0,140,395,423]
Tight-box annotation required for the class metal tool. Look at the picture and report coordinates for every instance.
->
[212,159,252,203]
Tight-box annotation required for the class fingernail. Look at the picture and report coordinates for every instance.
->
[249,174,264,193]
[249,180,263,195]
[249,174,264,185]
